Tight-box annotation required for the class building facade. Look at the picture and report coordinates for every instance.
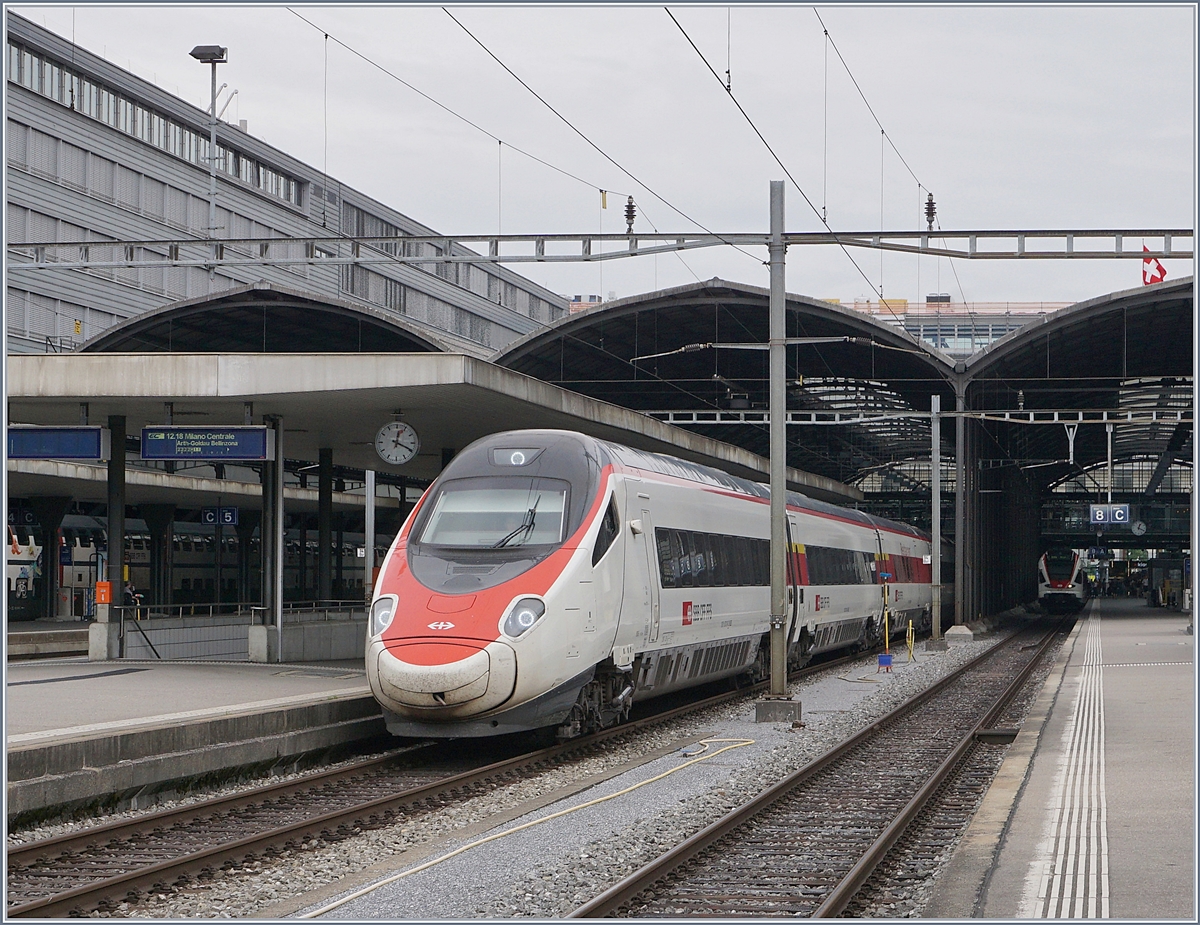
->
[839,297,1072,357]
[5,13,567,357]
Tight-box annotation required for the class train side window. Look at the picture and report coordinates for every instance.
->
[756,539,770,586]
[710,534,727,587]
[692,532,710,587]
[592,498,620,566]
[706,534,719,585]
[676,530,694,587]
[724,535,744,585]
[655,528,677,588]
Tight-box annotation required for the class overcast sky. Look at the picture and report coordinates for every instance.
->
[14,4,1197,306]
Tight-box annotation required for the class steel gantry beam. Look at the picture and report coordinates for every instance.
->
[641,408,1194,426]
[6,228,1193,272]
[9,193,1192,704]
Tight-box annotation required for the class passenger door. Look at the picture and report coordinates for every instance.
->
[642,509,660,644]
[592,485,626,638]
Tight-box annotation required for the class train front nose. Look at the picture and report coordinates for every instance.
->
[369,639,517,718]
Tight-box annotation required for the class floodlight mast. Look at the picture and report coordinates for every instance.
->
[189,44,227,269]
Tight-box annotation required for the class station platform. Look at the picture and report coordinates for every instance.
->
[928,597,1194,920]
[5,656,383,823]
[7,619,90,660]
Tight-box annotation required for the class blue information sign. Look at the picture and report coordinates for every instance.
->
[1090,503,1130,525]
[202,506,239,526]
[141,426,274,461]
[7,426,110,460]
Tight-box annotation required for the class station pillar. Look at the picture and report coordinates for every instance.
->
[234,509,261,606]
[28,496,71,620]
[140,503,176,607]
[318,448,333,602]
[106,415,126,606]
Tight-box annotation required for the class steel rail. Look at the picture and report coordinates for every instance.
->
[6,744,435,867]
[7,652,859,918]
[810,627,1061,917]
[568,622,1064,918]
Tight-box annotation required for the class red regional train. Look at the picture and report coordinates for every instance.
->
[367,430,933,739]
[1037,547,1088,613]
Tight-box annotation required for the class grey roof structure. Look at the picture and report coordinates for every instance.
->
[5,13,566,358]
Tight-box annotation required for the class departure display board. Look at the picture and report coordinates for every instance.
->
[7,426,110,460]
[141,426,274,461]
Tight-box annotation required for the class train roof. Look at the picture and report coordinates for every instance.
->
[595,436,929,542]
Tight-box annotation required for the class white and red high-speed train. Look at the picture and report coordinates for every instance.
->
[367,430,933,739]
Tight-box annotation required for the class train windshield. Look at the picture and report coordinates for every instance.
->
[417,478,569,548]
[1044,548,1077,581]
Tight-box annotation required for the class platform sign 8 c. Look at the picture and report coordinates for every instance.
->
[1090,503,1130,524]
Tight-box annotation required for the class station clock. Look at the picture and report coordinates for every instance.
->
[375,421,420,465]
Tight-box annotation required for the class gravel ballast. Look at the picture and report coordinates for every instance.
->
[62,627,1021,919]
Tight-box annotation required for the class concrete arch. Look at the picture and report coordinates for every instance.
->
[80,281,451,354]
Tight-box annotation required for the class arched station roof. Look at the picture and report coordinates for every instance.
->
[962,276,1193,491]
[80,282,451,354]
[494,278,956,487]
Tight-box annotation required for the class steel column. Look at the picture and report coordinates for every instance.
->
[768,180,787,697]
[272,417,285,661]
[318,448,333,601]
[954,384,966,625]
[1107,423,1114,503]
[141,503,176,606]
[364,469,376,602]
[28,496,71,620]
[106,415,126,596]
[931,395,942,639]
[260,453,274,620]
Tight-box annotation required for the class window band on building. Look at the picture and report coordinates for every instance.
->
[7,38,301,207]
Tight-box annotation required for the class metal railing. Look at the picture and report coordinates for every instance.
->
[112,599,367,660]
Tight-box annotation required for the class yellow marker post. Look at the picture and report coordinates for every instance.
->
[878,581,892,672]
[907,619,916,663]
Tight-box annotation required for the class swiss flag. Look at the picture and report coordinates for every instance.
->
[1142,245,1167,286]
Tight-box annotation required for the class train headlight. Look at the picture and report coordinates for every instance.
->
[371,596,397,636]
[503,598,545,638]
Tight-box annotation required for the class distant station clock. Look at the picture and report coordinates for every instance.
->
[1131,520,1147,537]
[375,421,420,465]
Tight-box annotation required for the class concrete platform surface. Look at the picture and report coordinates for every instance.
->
[6,658,368,739]
[928,598,1194,920]
[7,619,90,660]
[5,658,382,821]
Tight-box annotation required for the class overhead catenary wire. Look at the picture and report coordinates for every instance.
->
[813,9,925,193]
[664,8,907,327]
[814,9,970,307]
[442,8,761,267]
[286,8,630,203]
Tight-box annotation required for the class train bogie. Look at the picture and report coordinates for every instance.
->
[367,430,937,739]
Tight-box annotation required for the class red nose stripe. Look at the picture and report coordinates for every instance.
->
[386,640,486,666]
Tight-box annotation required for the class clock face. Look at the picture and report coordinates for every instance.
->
[375,422,420,465]
[1132,520,1147,536]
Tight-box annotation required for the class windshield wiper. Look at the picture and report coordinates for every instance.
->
[492,497,540,548]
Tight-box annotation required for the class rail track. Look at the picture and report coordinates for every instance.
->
[569,619,1065,918]
[6,652,860,918]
